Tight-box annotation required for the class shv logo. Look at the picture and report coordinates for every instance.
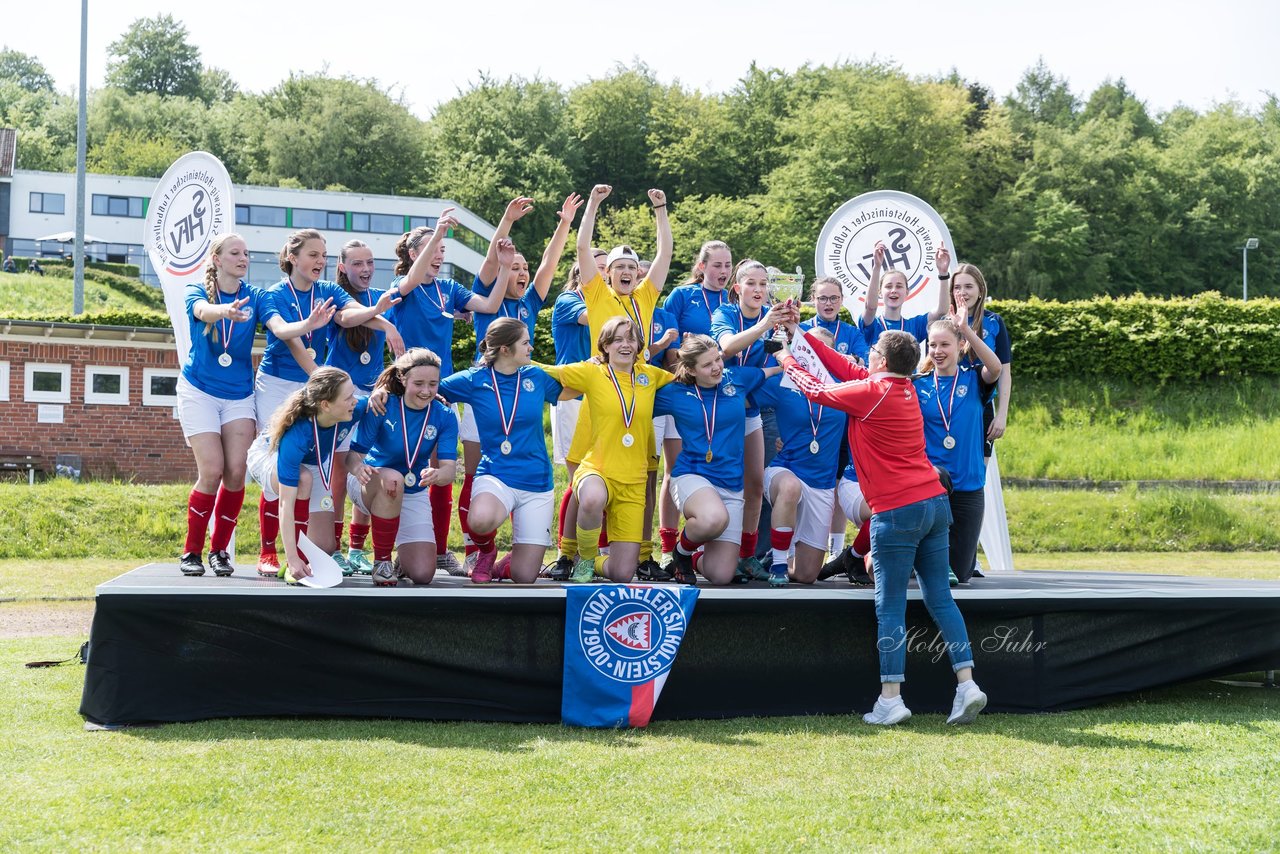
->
[166,187,208,257]
[147,152,234,278]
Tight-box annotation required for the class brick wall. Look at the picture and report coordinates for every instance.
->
[1,337,202,483]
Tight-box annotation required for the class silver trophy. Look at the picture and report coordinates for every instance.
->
[764,265,805,351]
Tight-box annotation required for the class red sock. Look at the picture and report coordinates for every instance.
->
[430,483,453,556]
[349,522,370,550]
[184,488,216,554]
[294,500,310,542]
[459,473,476,556]
[852,523,871,558]
[770,527,794,552]
[659,526,679,553]
[472,528,496,553]
[209,486,245,552]
[739,530,759,559]
[691,551,703,573]
[259,496,280,552]
[333,520,344,549]
[370,514,399,562]
[557,486,573,545]
[677,529,703,555]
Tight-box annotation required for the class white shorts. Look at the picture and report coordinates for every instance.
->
[176,374,256,438]
[653,414,681,446]
[764,466,836,551]
[745,414,763,436]
[346,473,434,546]
[837,476,869,523]
[254,371,306,431]
[246,432,331,512]
[551,398,582,465]
[458,402,479,443]
[669,473,744,544]
[472,474,554,546]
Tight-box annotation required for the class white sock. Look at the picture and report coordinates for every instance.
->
[879,694,904,706]
[829,533,845,554]
[772,548,789,565]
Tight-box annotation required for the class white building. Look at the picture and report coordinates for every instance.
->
[1,161,495,289]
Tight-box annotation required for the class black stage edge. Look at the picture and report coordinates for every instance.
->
[80,565,1280,726]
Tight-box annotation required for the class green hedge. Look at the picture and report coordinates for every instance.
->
[988,293,1280,381]
[17,256,142,278]
[33,263,166,311]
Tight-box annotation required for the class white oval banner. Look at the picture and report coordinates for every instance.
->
[814,190,954,320]
[145,151,235,363]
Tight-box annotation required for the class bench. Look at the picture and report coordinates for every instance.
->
[0,451,46,485]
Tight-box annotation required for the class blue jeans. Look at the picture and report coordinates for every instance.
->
[870,493,974,682]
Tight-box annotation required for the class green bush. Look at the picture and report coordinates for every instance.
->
[34,262,165,310]
[16,310,172,328]
[18,256,142,278]
[989,293,1280,381]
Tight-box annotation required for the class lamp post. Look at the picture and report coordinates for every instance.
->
[1241,237,1258,302]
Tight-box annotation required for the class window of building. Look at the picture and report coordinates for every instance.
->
[368,213,404,235]
[24,363,71,403]
[234,205,287,227]
[350,212,370,232]
[84,366,130,405]
[91,194,145,218]
[142,369,180,407]
[29,192,67,215]
[292,208,347,231]
[407,216,439,231]
[0,361,9,402]
[449,223,488,256]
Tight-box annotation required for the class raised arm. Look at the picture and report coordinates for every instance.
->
[479,197,534,286]
[862,241,885,327]
[532,193,583,301]
[954,294,1001,385]
[396,209,458,296]
[465,239,516,314]
[645,189,673,291]
[929,243,952,322]
[576,185,611,292]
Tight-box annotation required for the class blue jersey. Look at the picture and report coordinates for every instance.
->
[439,365,562,492]
[712,303,772,418]
[274,403,363,489]
[259,280,353,382]
[471,276,547,358]
[753,375,848,489]
[960,309,1012,390]
[325,287,387,391]
[858,313,931,349]
[551,290,590,365]
[653,366,767,491]
[648,307,679,367]
[799,315,869,365]
[388,275,476,376]
[663,283,729,338]
[182,281,275,400]
[915,367,991,492]
[350,395,458,495]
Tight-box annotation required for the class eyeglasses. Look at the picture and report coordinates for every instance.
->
[814,296,841,304]
[869,345,884,359]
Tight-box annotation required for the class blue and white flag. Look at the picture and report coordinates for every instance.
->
[562,585,699,728]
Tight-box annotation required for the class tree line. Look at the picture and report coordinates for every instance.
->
[2,15,1277,299]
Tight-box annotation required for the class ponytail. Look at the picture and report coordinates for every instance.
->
[267,367,351,450]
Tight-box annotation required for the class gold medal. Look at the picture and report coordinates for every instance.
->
[705,450,713,463]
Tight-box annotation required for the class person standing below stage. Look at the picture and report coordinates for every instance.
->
[657,241,734,562]
[712,260,799,581]
[653,335,777,585]
[246,367,362,584]
[252,229,401,577]
[539,317,674,584]
[460,194,582,576]
[777,327,988,727]
[859,241,952,349]
[440,318,564,584]
[346,349,457,587]
[917,299,1002,584]
[177,233,331,577]
[326,240,406,575]
[388,212,512,577]
[751,326,848,586]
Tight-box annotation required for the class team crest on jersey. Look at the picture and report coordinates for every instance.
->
[426,425,438,440]
[522,378,536,393]
[724,383,737,397]
[519,306,529,320]
[956,384,969,398]
[636,374,650,387]
[337,428,350,442]
[837,342,848,353]
[651,321,663,337]
[578,586,688,684]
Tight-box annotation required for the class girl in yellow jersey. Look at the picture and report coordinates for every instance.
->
[540,316,674,583]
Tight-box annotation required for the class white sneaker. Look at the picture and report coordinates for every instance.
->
[947,681,988,725]
[862,697,912,726]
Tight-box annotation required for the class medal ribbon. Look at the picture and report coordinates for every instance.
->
[399,397,433,473]
[215,284,237,357]
[694,384,718,457]
[286,279,315,350]
[489,367,522,443]
[700,286,721,327]
[607,365,637,430]
[311,417,339,494]
[623,294,649,353]
[932,369,959,438]
[807,399,823,445]
[878,314,903,335]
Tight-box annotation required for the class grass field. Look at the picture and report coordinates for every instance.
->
[0,270,163,316]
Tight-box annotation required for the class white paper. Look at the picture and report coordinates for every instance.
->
[295,533,343,588]
[781,333,835,390]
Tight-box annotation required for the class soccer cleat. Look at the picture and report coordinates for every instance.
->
[949,569,960,588]
[546,555,574,581]
[947,682,988,725]
[667,550,697,586]
[179,552,205,577]
[330,550,354,577]
[346,547,373,575]
[372,559,399,587]
[437,551,466,577]
[256,550,281,578]
[637,558,673,583]
[471,550,496,584]
[768,562,789,588]
[863,697,912,726]
[209,551,235,577]
[849,555,874,587]
[818,548,852,581]
[736,555,770,583]
[570,557,596,584]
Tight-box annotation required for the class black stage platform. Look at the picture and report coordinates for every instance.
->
[79,565,1280,726]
